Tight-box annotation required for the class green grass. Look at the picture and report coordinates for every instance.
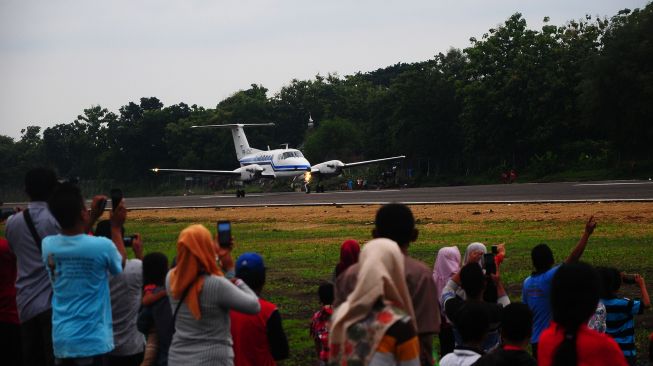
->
[3,214,652,365]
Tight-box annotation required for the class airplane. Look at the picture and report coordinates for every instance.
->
[151,123,405,197]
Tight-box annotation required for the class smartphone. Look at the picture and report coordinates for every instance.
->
[491,245,498,254]
[483,253,496,275]
[110,188,123,211]
[97,198,107,212]
[217,221,231,248]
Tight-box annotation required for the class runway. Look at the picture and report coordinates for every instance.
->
[118,180,653,209]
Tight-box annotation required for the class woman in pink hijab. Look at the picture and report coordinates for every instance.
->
[334,239,360,279]
[433,246,461,358]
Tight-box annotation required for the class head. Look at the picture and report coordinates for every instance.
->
[460,262,486,299]
[336,239,360,277]
[143,252,169,287]
[25,167,58,202]
[434,246,461,277]
[463,242,487,266]
[501,303,533,346]
[48,182,86,231]
[551,262,600,366]
[596,266,621,298]
[531,243,555,274]
[318,282,334,306]
[236,252,266,294]
[372,203,417,247]
[456,302,489,346]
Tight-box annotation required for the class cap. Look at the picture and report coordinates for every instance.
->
[236,252,265,273]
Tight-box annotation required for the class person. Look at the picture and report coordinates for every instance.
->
[334,239,360,280]
[0,213,22,366]
[140,252,173,366]
[439,302,489,366]
[42,182,127,365]
[105,234,146,366]
[230,252,289,366]
[335,203,440,366]
[310,283,334,366]
[5,167,60,366]
[472,303,536,366]
[538,262,627,366]
[433,246,461,357]
[441,262,509,352]
[598,267,651,365]
[166,224,260,366]
[329,238,420,365]
[521,216,597,358]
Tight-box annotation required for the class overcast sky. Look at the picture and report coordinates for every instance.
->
[0,0,647,139]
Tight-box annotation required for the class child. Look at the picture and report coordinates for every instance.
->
[310,283,334,366]
[140,252,172,366]
[230,252,289,366]
[440,302,489,366]
[598,267,651,366]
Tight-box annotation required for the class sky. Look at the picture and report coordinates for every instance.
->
[0,0,648,139]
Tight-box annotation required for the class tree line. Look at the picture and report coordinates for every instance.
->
[1,4,651,198]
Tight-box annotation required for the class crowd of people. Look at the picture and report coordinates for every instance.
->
[0,167,652,366]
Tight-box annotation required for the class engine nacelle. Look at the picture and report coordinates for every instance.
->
[312,160,345,177]
[236,164,264,182]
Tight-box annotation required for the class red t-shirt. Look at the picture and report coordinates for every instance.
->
[0,238,19,324]
[230,298,277,366]
[538,322,628,366]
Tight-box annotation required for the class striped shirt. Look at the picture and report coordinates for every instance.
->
[603,297,643,358]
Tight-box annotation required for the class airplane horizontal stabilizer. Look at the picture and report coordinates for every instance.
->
[344,155,406,168]
[190,123,275,129]
[151,168,240,176]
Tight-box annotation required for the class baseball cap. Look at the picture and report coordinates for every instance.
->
[236,252,265,273]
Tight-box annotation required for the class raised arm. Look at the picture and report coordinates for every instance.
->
[110,201,127,268]
[635,275,651,309]
[565,216,597,264]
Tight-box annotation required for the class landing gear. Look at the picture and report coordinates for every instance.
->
[316,185,325,193]
[236,189,246,198]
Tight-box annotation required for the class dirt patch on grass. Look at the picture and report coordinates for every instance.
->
[128,202,653,223]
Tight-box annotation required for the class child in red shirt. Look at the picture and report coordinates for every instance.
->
[310,283,334,366]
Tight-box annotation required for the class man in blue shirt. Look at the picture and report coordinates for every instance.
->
[521,216,597,359]
[42,183,127,365]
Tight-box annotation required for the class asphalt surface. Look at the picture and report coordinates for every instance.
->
[110,180,653,209]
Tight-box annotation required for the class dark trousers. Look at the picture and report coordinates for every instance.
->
[0,321,23,366]
[54,356,104,366]
[21,308,54,366]
[104,352,144,366]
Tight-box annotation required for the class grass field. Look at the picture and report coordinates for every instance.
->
[3,202,653,364]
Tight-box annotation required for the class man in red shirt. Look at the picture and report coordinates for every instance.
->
[230,253,288,366]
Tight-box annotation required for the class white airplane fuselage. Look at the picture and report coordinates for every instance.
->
[238,149,311,179]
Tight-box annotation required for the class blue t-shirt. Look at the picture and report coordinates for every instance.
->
[522,264,560,344]
[42,234,123,358]
[602,297,643,358]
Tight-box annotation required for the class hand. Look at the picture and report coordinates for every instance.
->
[216,235,235,273]
[584,216,597,235]
[110,201,127,228]
[497,243,506,255]
[132,233,144,260]
[90,195,107,221]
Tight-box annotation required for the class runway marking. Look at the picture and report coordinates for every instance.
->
[575,182,653,186]
[200,194,265,198]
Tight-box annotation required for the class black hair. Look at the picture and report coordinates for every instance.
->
[455,302,489,344]
[596,266,621,298]
[551,262,600,366]
[25,167,58,201]
[237,267,266,293]
[143,252,169,287]
[531,243,555,274]
[460,262,486,299]
[501,302,533,343]
[374,203,415,246]
[318,282,334,305]
[48,182,84,230]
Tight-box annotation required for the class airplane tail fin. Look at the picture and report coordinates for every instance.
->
[191,123,274,160]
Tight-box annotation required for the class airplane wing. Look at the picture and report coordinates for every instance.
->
[343,155,406,168]
[150,168,240,177]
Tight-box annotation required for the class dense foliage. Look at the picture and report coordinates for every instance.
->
[1,5,652,198]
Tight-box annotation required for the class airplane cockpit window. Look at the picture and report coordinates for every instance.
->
[280,151,304,160]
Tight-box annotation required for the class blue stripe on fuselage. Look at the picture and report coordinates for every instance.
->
[239,160,309,171]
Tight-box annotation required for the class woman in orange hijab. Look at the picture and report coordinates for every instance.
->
[166,224,260,366]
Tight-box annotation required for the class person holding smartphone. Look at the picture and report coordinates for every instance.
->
[166,224,260,366]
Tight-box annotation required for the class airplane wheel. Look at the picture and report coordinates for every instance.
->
[241,190,246,197]
[305,186,311,194]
